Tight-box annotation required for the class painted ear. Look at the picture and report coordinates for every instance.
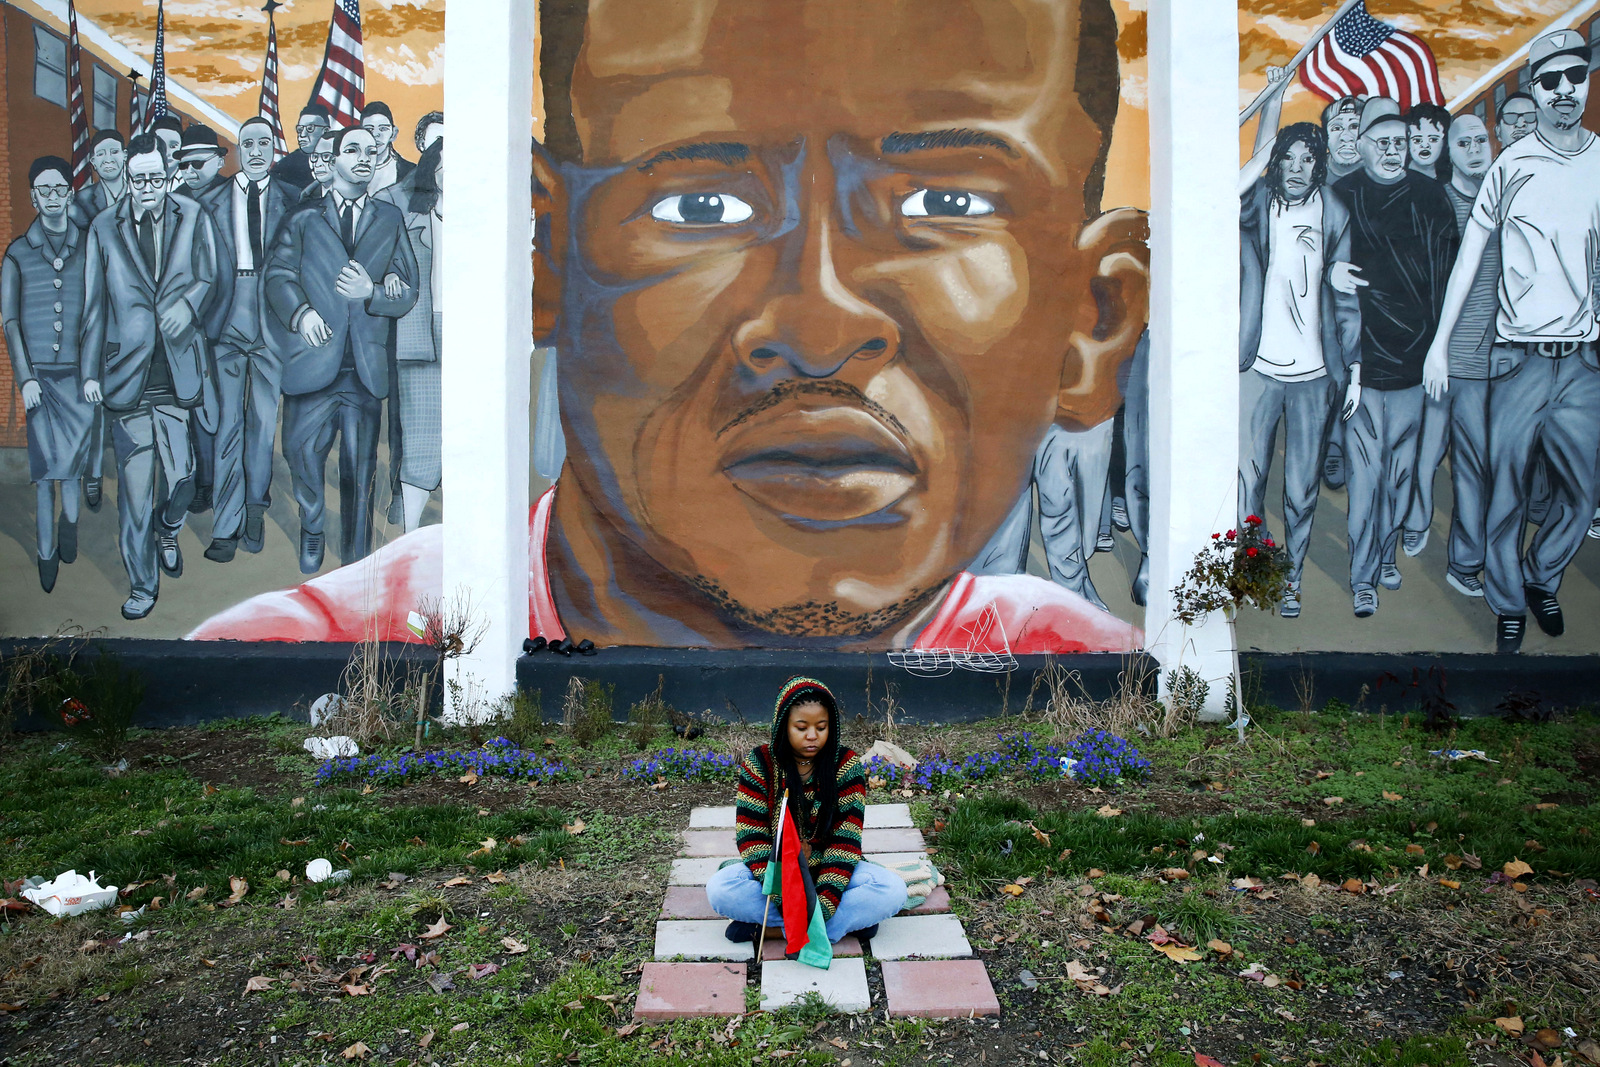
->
[531,140,565,346]
[1055,207,1150,432]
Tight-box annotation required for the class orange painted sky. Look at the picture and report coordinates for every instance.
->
[1239,0,1597,160]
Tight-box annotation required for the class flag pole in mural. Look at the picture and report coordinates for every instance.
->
[759,792,833,970]
[126,70,144,135]
[260,0,288,155]
[147,0,170,126]
[308,0,366,128]
[1300,1,1444,111]
[64,0,91,190]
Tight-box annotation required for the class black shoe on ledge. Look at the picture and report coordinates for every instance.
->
[725,921,761,944]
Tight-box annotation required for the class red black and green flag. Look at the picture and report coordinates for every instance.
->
[761,793,833,969]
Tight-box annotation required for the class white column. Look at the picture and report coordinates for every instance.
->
[439,0,534,720]
[1145,1,1240,719]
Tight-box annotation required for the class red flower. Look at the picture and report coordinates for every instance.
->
[1211,532,1221,540]
[1264,538,1275,547]
[1246,547,1259,557]
[1227,530,1237,539]
[1245,515,1262,525]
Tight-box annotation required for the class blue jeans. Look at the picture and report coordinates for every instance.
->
[705,860,908,943]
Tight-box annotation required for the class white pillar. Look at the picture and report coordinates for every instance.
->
[1145,1,1239,720]
[439,0,534,720]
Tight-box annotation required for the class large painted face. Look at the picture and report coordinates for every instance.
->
[30,168,73,222]
[1358,121,1408,183]
[1449,115,1491,178]
[1326,110,1362,167]
[1496,98,1537,145]
[1531,56,1590,131]
[91,139,125,182]
[539,0,1145,640]
[126,150,168,212]
[1279,139,1317,201]
[238,122,277,181]
[1407,118,1444,169]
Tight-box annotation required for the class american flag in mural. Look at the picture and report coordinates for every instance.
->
[65,0,91,189]
[308,0,365,127]
[260,0,288,154]
[1301,1,1444,112]
[146,0,171,125]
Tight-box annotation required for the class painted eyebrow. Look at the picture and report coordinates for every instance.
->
[636,142,750,172]
[880,129,1018,157]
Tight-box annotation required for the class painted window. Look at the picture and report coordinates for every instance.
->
[33,25,68,108]
[92,64,117,130]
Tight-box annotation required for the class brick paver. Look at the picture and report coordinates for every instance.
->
[660,885,722,920]
[635,962,747,1020]
[880,959,1000,1018]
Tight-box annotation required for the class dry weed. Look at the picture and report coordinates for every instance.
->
[1039,657,1173,739]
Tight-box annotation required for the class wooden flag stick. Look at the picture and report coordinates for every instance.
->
[1238,0,1364,127]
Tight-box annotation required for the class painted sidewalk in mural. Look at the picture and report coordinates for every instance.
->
[1237,440,1600,655]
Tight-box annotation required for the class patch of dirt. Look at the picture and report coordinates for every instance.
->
[123,729,301,797]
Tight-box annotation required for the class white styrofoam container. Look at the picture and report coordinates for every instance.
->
[22,869,118,917]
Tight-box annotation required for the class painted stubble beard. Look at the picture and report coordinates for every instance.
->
[556,149,1056,641]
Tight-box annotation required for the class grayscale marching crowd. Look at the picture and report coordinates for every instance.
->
[5,102,444,621]
[1238,28,1600,653]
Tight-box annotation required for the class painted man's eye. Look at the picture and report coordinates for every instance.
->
[900,189,997,218]
[649,193,754,225]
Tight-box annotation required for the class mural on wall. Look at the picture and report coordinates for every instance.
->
[0,0,444,638]
[1237,0,1600,655]
[192,0,1157,655]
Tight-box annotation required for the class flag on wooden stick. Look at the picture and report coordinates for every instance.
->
[760,792,833,970]
[1301,1,1443,112]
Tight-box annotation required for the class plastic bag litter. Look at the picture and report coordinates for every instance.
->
[21,870,118,916]
[308,694,344,729]
[303,735,359,759]
[305,858,351,885]
[1430,748,1498,763]
[1061,757,1083,778]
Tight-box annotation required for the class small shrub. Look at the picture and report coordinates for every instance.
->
[1059,728,1152,788]
[45,651,145,761]
[564,679,614,747]
[626,678,671,751]
[1171,514,1291,624]
[1164,666,1209,732]
[622,747,738,783]
[493,688,545,749]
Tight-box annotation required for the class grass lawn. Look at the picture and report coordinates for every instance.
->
[0,697,1596,1066]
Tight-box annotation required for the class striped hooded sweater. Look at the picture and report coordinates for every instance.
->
[734,678,866,919]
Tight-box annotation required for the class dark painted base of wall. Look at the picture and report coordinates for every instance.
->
[2,640,1595,731]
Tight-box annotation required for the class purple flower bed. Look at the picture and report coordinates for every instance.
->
[622,747,738,783]
[314,737,571,787]
[1059,728,1152,788]
[864,730,1150,792]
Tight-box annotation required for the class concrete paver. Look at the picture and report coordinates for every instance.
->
[660,885,722,920]
[760,957,871,1013]
[861,827,926,853]
[761,933,861,960]
[680,829,738,856]
[635,962,747,1020]
[689,806,737,828]
[867,914,973,960]
[654,919,754,962]
[669,857,732,886]
[863,803,914,828]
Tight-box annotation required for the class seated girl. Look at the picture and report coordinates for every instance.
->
[706,677,908,945]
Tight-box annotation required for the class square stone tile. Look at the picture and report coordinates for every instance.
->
[901,886,951,915]
[864,803,913,828]
[760,957,871,1013]
[669,858,733,886]
[654,920,753,962]
[689,805,737,828]
[862,827,925,853]
[762,933,861,961]
[865,852,926,869]
[881,960,999,1018]
[681,829,738,857]
[867,914,972,960]
[660,885,722,920]
[635,962,747,1020]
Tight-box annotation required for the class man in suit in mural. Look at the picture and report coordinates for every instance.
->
[149,116,184,180]
[301,132,337,203]
[5,157,94,594]
[69,130,129,232]
[1404,113,1497,598]
[1424,30,1600,654]
[80,133,220,621]
[360,102,414,196]
[272,104,331,192]
[193,0,1151,655]
[178,123,232,515]
[1238,123,1361,620]
[197,117,297,562]
[1332,98,1457,620]
[264,126,417,575]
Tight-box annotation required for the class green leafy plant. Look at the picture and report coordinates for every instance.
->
[43,650,145,761]
[1171,514,1291,624]
[626,676,670,750]
[492,687,545,749]
[563,677,614,747]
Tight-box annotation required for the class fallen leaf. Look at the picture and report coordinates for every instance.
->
[450,1022,469,1033]
[1503,859,1534,879]
[484,871,508,884]
[1194,1054,1226,1067]
[421,918,452,940]
[1535,802,1559,811]
[1383,791,1403,801]
[1096,805,1122,818]
[1461,853,1482,870]
[1087,868,1106,879]
[1161,868,1191,881]
[1323,796,1343,807]
[468,838,498,858]
[1494,1016,1525,1036]
[186,886,207,902]
[441,877,472,887]
[418,1030,435,1049]
[1405,844,1425,856]
[341,983,370,996]
[1305,841,1321,856]
[244,976,275,994]
[1029,822,1051,847]
[1533,1029,1565,1051]
[1000,884,1025,896]
[1443,854,1463,870]
[1153,942,1203,964]
[565,818,587,836]
[458,772,479,785]
[616,1023,642,1038]
[468,963,500,979]
[341,1041,370,1061]
[276,870,292,882]
[1342,878,1366,895]
[1300,873,1321,891]
[427,972,455,993]
[1575,1038,1600,1064]
[224,876,248,906]
[501,936,528,955]
[1439,879,1460,889]
[279,838,310,847]
[1301,818,1316,827]
[1207,940,1233,956]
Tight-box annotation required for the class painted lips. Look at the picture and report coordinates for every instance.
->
[721,406,918,523]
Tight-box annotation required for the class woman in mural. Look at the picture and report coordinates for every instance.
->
[705,677,906,949]
[4,157,94,594]
[193,0,1151,655]
[388,137,444,532]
